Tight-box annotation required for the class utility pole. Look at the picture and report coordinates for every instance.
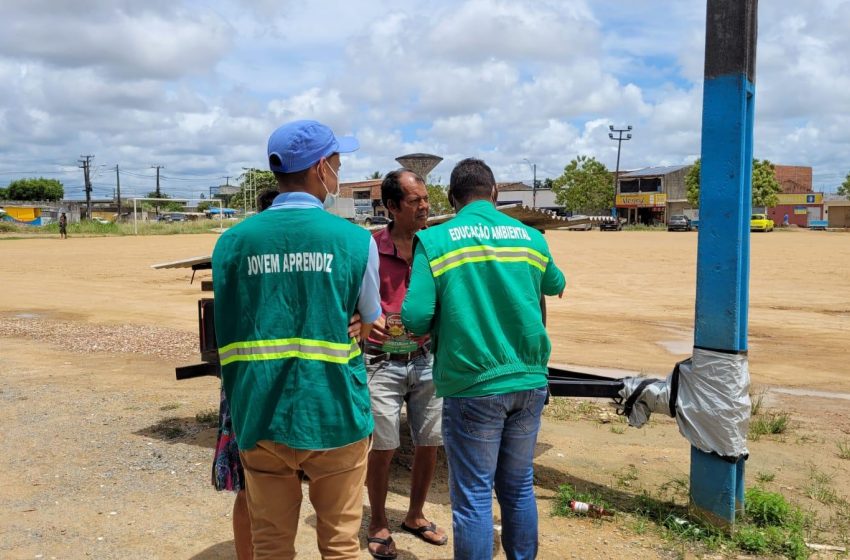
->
[152,165,164,215]
[523,159,538,208]
[609,125,632,219]
[242,167,257,212]
[115,164,122,219]
[689,0,757,529]
[79,155,94,219]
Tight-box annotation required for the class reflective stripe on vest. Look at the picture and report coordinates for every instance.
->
[218,337,362,366]
[429,244,549,277]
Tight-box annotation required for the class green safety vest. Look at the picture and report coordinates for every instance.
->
[403,200,566,397]
[212,207,373,450]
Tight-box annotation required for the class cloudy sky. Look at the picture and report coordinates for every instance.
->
[1,0,848,200]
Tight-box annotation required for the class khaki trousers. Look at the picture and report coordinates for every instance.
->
[240,437,369,560]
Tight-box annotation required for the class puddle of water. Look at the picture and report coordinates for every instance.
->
[14,313,40,319]
[656,340,692,355]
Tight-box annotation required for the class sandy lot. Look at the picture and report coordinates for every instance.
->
[1,229,848,559]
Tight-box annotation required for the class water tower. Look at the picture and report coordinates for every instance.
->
[394,153,443,182]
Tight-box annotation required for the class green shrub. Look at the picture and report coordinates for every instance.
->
[746,487,791,526]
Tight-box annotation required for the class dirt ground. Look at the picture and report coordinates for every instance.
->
[1,228,848,559]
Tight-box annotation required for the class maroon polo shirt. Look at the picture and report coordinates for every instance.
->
[367,224,427,349]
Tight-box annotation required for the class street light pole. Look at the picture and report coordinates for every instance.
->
[523,158,538,208]
[609,125,632,219]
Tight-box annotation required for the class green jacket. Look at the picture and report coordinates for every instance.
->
[212,205,373,450]
[401,200,566,398]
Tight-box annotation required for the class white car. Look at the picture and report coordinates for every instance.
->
[92,217,111,224]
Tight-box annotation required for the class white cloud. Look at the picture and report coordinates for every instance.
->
[0,0,848,197]
[0,3,233,80]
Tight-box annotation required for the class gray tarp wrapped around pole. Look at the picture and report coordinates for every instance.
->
[618,348,751,460]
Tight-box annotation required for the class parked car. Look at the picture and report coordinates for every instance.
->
[599,217,622,231]
[362,215,390,226]
[667,215,692,232]
[750,213,774,232]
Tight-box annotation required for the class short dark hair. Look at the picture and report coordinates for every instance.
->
[381,168,425,210]
[449,158,495,205]
[271,152,338,191]
[273,168,311,191]
[256,188,279,212]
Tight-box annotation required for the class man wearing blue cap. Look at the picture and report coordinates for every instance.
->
[212,120,382,559]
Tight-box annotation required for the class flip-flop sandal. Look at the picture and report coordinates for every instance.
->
[367,535,397,559]
[399,522,448,546]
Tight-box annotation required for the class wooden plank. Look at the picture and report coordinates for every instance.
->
[150,255,213,269]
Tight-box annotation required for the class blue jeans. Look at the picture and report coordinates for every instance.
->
[442,387,548,560]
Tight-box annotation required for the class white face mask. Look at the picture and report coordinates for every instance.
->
[320,160,340,210]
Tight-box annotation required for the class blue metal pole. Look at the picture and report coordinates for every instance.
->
[691,0,757,528]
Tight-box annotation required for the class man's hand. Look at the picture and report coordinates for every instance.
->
[558,289,565,299]
[368,315,389,343]
[348,313,362,342]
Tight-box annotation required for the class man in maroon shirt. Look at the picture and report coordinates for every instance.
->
[365,169,447,559]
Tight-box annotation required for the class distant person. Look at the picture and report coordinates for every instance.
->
[58,212,67,239]
[212,119,381,559]
[364,169,446,560]
[783,213,790,227]
[256,188,279,212]
[402,158,566,560]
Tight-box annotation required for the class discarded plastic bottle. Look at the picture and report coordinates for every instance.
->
[569,500,613,517]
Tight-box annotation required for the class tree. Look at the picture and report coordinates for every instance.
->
[5,177,64,201]
[685,159,701,207]
[144,191,183,212]
[197,201,212,212]
[751,159,782,208]
[228,169,277,211]
[367,171,382,180]
[426,183,452,215]
[541,178,554,190]
[837,172,850,200]
[551,155,612,215]
[684,158,782,208]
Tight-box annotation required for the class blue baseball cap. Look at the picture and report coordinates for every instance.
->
[267,120,359,173]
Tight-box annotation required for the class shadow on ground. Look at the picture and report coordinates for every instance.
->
[134,415,218,448]
[188,540,236,560]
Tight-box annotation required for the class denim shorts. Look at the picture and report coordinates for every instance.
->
[366,352,443,451]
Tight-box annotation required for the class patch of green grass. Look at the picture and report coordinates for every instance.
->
[613,464,640,489]
[552,483,611,517]
[1,218,232,238]
[749,411,790,440]
[750,389,766,416]
[610,424,625,434]
[737,488,809,560]
[568,480,812,560]
[623,223,667,231]
[837,439,850,460]
[756,471,776,484]
[542,397,603,421]
[159,403,180,411]
[576,400,599,416]
[195,408,219,427]
[806,465,839,505]
[657,476,689,503]
[747,487,792,526]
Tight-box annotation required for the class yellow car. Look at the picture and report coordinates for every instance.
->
[751,213,774,232]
